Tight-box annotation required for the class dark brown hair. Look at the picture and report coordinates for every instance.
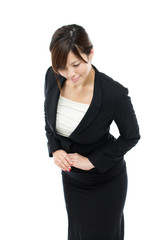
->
[49,24,93,91]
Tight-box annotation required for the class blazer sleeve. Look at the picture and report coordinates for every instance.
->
[87,87,141,173]
[44,67,61,157]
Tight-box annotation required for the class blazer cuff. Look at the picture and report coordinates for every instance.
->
[47,139,61,157]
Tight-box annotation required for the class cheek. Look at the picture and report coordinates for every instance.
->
[78,64,88,74]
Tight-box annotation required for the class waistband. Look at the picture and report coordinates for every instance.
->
[61,159,127,183]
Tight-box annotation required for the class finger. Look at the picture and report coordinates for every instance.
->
[68,153,74,157]
[56,159,70,172]
[57,162,66,171]
[54,154,73,170]
[62,153,74,166]
[57,155,72,170]
[62,157,72,169]
[68,154,76,163]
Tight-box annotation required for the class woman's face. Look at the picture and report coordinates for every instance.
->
[58,50,94,86]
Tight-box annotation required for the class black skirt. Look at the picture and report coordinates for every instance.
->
[61,160,128,240]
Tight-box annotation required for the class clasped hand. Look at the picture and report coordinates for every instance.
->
[52,150,95,172]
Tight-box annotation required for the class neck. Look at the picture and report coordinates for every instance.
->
[81,65,95,88]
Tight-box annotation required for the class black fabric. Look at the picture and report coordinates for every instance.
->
[63,158,126,183]
[44,64,140,239]
[62,161,128,240]
[44,64,140,173]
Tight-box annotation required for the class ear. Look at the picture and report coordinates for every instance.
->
[89,48,94,60]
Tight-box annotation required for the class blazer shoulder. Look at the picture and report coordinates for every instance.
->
[45,66,56,85]
[44,66,58,96]
[99,71,128,99]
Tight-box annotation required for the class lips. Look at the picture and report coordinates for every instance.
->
[71,76,80,82]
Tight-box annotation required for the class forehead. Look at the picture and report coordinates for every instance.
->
[66,51,81,64]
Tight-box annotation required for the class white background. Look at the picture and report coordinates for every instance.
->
[0,0,159,239]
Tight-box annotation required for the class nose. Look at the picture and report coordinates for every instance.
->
[66,68,75,79]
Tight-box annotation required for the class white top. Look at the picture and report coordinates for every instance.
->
[56,95,90,137]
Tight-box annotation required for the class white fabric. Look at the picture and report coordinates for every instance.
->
[56,95,90,137]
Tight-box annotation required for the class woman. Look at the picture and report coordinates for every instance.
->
[44,24,140,240]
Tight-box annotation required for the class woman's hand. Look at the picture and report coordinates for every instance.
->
[68,153,95,171]
[52,149,73,172]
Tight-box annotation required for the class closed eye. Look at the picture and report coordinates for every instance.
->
[73,63,80,67]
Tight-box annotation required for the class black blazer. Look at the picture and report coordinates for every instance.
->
[44,64,140,174]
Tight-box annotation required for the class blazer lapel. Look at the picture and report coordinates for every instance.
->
[48,64,102,140]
